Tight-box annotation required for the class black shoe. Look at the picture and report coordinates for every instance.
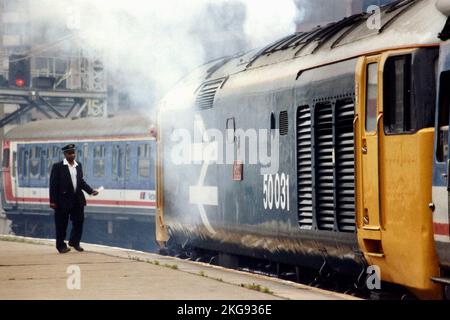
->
[69,244,84,252]
[58,247,71,254]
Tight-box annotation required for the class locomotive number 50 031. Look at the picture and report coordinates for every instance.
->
[263,173,290,211]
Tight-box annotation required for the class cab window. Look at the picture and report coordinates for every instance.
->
[383,55,412,134]
[437,71,450,162]
[366,63,378,132]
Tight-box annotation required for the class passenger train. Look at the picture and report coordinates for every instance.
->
[157,0,450,299]
[1,115,157,220]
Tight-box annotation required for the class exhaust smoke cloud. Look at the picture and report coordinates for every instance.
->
[24,0,298,111]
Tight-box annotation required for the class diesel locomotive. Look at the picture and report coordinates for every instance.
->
[156,0,450,299]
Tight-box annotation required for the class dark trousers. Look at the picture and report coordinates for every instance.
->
[54,204,84,250]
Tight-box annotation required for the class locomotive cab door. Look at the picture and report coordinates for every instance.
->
[355,55,383,253]
[357,48,442,299]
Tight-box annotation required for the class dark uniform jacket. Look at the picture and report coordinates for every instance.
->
[49,161,94,209]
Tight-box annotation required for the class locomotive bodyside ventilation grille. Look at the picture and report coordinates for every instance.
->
[314,103,335,231]
[296,98,356,233]
[296,105,313,230]
[280,110,288,136]
[195,78,226,110]
[335,100,356,232]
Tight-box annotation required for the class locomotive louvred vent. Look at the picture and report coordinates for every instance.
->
[195,78,226,110]
[335,101,356,232]
[314,103,335,231]
[296,105,313,230]
[280,110,288,136]
[296,99,356,233]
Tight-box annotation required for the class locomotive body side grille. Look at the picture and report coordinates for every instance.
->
[296,105,313,230]
[314,103,335,231]
[280,110,289,136]
[296,98,356,233]
[195,78,226,110]
[335,100,356,232]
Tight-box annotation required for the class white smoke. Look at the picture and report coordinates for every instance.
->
[242,0,297,47]
[24,0,297,110]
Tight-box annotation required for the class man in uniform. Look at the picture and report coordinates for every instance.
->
[49,144,99,253]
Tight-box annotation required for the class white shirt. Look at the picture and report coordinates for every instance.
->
[63,158,78,191]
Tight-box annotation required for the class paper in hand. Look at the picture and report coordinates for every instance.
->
[91,186,104,196]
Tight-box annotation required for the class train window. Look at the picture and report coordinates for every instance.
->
[437,71,450,162]
[40,149,47,178]
[22,150,29,178]
[93,145,105,177]
[383,55,412,134]
[30,146,40,179]
[83,144,89,177]
[125,145,130,178]
[112,146,117,176]
[47,147,54,175]
[12,152,16,178]
[365,63,378,133]
[94,145,105,158]
[18,148,23,177]
[112,145,124,178]
[118,147,124,178]
[2,149,9,168]
[76,149,82,162]
[138,144,150,178]
[54,146,60,160]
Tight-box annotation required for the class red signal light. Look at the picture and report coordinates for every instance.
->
[15,78,25,87]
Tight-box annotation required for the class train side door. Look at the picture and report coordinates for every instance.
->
[355,55,383,245]
[123,142,134,209]
[112,142,126,205]
[19,145,30,202]
[12,148,18,207]
[434,41,450,277]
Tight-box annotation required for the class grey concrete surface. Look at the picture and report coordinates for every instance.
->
[0,236,359,300]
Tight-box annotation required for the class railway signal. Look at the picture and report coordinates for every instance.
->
[8,54,30,88]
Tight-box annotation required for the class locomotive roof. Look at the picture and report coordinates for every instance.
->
[239,0,446,71]
[250,0,444,70]
[160,0,448,110]
[5,114,155,140]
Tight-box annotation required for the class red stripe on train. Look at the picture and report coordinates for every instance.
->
[434,223,450,236]
[2,170,15,203]
[2,164,155,208]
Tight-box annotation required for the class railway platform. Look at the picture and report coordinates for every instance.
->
[0,235,358,300]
